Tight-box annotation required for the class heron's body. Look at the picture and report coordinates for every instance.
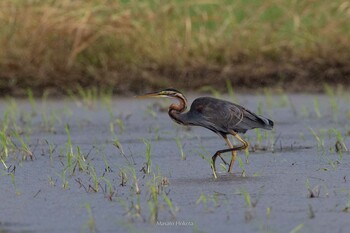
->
[139,89,274,178]
[170,97,273,135]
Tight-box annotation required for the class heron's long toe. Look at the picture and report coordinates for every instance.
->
[211,154,218,178]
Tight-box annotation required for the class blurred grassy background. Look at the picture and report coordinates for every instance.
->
[0,0,350,95]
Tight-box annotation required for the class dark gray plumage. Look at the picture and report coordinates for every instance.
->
[138,88,274,177]
[177,97,273,135]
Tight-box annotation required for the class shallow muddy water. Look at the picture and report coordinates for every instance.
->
[0,93,350,233]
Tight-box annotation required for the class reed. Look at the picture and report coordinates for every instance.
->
[1,0,349,94]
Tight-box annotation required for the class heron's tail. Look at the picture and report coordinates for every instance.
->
[237,109,274,133]
[258,116,274,130]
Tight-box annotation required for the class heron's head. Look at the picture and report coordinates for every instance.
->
[137,88,185,99]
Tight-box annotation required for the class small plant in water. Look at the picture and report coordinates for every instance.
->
[6,168,20,195]
[324,84,339,122]
[197,147,217,178]
[27,88,37,116]
[313,97,322,118]
[195,193,209,210]
[236,188,259,223]
[289,223,304,233]
[60,169,69,190]
[236,156,246,177]
[195,193,219,212]
[88,166,99,192]
[255,128,263,146]
[142,139,152,174]
[83,203,97,233]
[118,168,128,186]
[301,105,309,118]
[74,146,88,172]
[226,79,237,102]
[44,140,56,166]
[100,177,115,201]
[128,164,141,194]
[0,131,13,168]
[309,127,325,150]
[175,136,186,160]
[145,104,158,118]
[13,129,33,160]
[162,192,177,219]
[330,128,348,160]
[305,179,321,198]
[110,118,125,135]
[148,183,159,224]
[65,124,74,171]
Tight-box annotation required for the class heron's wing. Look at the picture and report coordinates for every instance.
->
[188,98,244,134]
[188,97,273,134]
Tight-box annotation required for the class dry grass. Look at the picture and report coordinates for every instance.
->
[0,0,350,95]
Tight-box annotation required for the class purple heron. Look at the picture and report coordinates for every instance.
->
[139,89,274,177]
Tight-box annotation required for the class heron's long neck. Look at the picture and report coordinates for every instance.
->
[168,95,188,125]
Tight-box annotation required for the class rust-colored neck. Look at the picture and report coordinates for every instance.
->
[168,93,188,125]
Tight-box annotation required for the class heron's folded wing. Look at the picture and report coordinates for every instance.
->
[191,100,244,134]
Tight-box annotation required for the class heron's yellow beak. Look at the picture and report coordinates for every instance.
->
[136,91,167,99]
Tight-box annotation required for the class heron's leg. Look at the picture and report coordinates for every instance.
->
[233,133,249,150]
[228,151,236,172]
[211,136,231,175]
[217,152,229,165]
[227,133,249,172]
[211,134,249,176]
[223,137,236,173]
[211,150,223,177]
[212,145,245,172]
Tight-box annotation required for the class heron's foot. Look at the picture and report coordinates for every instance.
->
[211,154,218,179]
[212,152,230,178]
